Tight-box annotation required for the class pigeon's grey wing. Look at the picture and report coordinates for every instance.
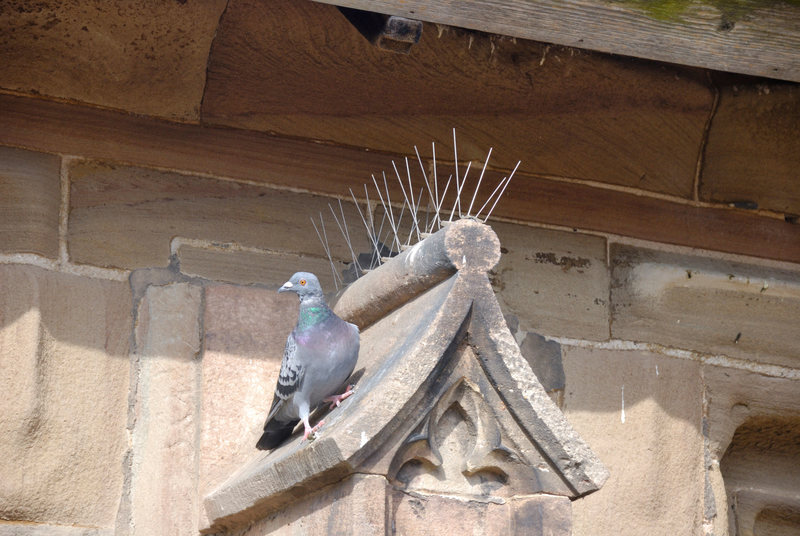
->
[257,334,305,450]
[276,333,304,399]
[262,334,303,425]
[264,394,285,424]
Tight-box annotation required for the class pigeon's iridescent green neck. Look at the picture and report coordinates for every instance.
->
[297,304,330,330]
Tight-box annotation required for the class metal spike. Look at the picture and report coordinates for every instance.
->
[392,160,413,215]
[370,174,391,229]
[448,160,471,222]
[412,187,425,244]
[423,197,431,235]
[476,173,509,220]
[363,184,377,244]
[349,188,372,241]
[483,160,520,223]
[467,147,492,217]
[404,156,422,243]
[328,201,361,275]
[397,156,421,245]
[338,198,361,274]
[391,160,416,246]
[431,141,440,231]
[437,173,453,226]
[371,208,391,268]
[413,145,436,233]
[393,196,408,246]
[311,213,340,291]
[363,184,382,268]
[381,171,402,252]
[350,187,381,269]
[371,173,400,253]
[451,128,461,220]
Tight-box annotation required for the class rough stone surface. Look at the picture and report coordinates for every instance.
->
[67,161,370,270]
[0,146,60,258]
[0,523,112,536]
[721,416,800,536]
[704,365,800,460]
[491,222,609,341]
[200,284,299,495]
[703,364,800,536]
[177,244,339,290]
[391,492,572,535]
[469,278,609,495]
[128,283,202,536]
[611,244,800,368]
[239,474,387,536]
[0,264,130,528]
[561,346,704,536]
[518,331,565,395]
[753,507,800,536]
[0,0,227,120]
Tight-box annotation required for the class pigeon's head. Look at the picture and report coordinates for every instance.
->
[278,272,324,301]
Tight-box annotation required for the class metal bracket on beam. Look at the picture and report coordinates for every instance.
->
[337,7,422,54]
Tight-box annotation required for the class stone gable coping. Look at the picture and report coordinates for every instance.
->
[201,219,608,534]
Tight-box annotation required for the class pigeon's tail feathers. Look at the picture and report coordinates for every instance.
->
[256,418,298,450]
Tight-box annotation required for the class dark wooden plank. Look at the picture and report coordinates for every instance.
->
[493,170,800,265]
[0,94,798,264]
[0,93,391,197]
[313,0,800,83]
[701,76,800,216]
[202,0,712,200]
[0,0,227,120]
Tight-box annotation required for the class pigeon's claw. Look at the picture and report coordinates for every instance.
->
[324,385,355,410]
[302,419,326,442]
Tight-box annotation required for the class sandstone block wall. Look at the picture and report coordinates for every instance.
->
[0,264,130,534]
[1,143,799,535]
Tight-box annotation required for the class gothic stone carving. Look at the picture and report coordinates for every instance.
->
[202,220,607,534]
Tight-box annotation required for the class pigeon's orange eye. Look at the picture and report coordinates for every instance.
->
[300,279,306,286]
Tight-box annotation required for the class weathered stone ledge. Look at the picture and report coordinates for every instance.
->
[0,522,113,536]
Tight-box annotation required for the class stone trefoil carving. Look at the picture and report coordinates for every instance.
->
[391,377,529,496]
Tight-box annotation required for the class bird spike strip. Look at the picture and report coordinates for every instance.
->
[313,129,521,290]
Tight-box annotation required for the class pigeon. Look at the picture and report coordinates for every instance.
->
[256,272,360,450]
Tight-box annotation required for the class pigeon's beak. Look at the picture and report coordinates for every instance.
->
[278,281,293,293]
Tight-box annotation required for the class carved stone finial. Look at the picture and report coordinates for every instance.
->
[444,218,502,273]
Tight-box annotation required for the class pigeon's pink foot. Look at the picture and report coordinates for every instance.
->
[302,419,326,441]
[324,385,355,410]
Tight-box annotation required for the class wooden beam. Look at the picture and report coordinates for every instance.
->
[494,170,800,266]
[0,94,390,197]
[202,0,712,200]
[701,76,800,217]
[312,0,800,83]
[0,0,227,120]
[0,94,798,264]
